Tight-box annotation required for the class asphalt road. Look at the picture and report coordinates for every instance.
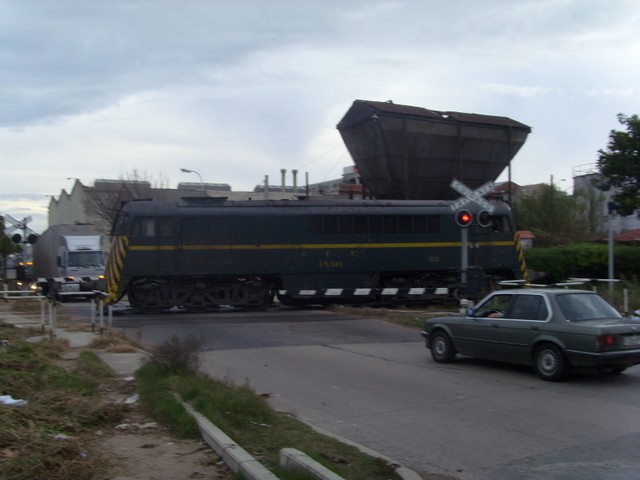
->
[65,303,640,480]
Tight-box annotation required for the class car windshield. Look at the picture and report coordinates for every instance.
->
[556,293,622,321]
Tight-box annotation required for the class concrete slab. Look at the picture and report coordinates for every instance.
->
[94,351,148,377]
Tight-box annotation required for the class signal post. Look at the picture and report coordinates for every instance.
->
[450,179,495,290]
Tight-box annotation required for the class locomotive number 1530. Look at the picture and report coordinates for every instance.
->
[319,261,343,268]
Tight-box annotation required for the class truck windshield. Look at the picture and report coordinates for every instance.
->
[68,251,104,267]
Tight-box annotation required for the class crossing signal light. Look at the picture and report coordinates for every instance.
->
[10,233,38,244]
[455,209,473,227]
[477,210,492,227]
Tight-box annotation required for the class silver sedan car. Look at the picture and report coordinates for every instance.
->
[422,289,640,381]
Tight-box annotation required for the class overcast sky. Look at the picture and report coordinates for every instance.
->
[2,0,639,234]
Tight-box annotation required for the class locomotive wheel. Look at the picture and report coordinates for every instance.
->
[185,291,209,312]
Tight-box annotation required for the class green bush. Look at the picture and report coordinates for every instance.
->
[525,243,640,282]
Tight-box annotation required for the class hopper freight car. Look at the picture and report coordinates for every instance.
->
[105,197,525,312]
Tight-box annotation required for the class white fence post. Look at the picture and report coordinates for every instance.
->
[46,299,53,334]
[99,300,104,334]
[40,298,46,332]
[49,299,57,339]
[91,296,96,333]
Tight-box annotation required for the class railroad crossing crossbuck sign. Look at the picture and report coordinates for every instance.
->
[449,179,495,286]
[449,179,495,214]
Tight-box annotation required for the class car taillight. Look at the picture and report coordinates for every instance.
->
[596,335,618,347]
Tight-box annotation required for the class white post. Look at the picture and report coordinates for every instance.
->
[40,298,45,329]
[91,297,96,333]
[99,301,104,334]
[50,300,57,339]
[46,299,53,334]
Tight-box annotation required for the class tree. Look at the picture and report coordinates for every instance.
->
[83,170,169,235]
[0,216,21,283]
[597,113,640,216]
[513,184,590,246]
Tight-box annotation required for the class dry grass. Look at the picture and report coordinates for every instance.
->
[89,332,140,353]
[330,303,459,329]
[0,324,128,480]
[4,298,72,323]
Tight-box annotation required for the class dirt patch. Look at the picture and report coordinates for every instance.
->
[98,428,231,480]
[85,361,235,479]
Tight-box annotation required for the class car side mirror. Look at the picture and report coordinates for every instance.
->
[466,308,475,317]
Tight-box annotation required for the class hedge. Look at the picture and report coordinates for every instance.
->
[524,243,640,283]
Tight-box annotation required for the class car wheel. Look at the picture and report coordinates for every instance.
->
[430,331,456,363]
[610,366,629,374]
[534,344,568,381]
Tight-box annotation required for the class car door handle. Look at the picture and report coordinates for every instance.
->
[531,326,540,331]
[492,324,499,328]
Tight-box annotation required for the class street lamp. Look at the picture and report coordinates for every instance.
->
[180,168,204,191]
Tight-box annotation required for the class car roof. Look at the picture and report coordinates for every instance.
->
[491,289,595,296]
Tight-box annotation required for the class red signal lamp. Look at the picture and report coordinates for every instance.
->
[455,209,473,227]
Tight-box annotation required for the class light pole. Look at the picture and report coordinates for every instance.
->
[180,168,204,191]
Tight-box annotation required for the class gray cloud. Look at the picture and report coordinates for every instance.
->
[1,0,639,233]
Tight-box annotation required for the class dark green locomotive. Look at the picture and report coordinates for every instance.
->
[105,197,525,312]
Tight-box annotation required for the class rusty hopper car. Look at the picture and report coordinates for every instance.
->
[337,99,531,200]
[105,197,525,313]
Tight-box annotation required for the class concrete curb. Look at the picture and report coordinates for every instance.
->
[178,392,421,480]
[1,312,422,480]
[178,396,280,480]
[180,395,348,480]
[305,423,424,480]
[280,448,345,480]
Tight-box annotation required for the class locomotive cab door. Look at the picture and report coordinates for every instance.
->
[470,212,514,278]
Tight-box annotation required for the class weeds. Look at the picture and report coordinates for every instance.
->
[75,351,114,380]
[147,334,206,373]
[135,362,201,439]
[89,331,140,353]
[0,325,126,480]
[333,304,458,329]
[137,335,404,480]
[9,299,44,314]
